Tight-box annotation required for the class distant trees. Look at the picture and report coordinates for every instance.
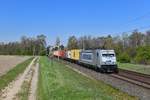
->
[144,31,150,45]
[51,37,65,51]
[55,37,60,47]
[67,30,150,64]
[2,30,150,64]
[67,36,78,50]
[0,34,47,55]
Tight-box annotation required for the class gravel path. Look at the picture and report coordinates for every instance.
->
[0,57,36,100]
[62,60,150,100]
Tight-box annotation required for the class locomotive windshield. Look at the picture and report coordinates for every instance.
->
[102,54,114,57]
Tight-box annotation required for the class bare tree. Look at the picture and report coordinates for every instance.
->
[55,37,60,47]
[67,36,78,50]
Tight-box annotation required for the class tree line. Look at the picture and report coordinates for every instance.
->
[1,30,150,64]
[67,30,150,64]
[0,34,47,55]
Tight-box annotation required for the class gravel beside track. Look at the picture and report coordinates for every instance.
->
[57,59,150,100]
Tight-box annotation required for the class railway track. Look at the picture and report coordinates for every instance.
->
[110,69,150,89]
[51,57,150,89]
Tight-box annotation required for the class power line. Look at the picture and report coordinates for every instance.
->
[116,11,150,34]
[127,12,150,23]
[117,25,150,35]
[119,12,150,27]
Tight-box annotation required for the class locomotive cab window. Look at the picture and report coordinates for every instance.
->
[102,54,114,57]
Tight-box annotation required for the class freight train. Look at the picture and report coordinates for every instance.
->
[53,49,118,73]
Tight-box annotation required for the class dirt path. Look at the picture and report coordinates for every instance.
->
[0,57,38,100]
[28,60,39,100]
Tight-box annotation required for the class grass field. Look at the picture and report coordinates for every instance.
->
[118,62,150,75]
[0,57,34,91]
[37,57,137,100]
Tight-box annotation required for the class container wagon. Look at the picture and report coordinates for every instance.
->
[53,50,66,59]
[70,49,81,62]
[66,50,71,59]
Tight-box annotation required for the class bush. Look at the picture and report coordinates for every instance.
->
[118,52,130,63]
[134,46,150,64]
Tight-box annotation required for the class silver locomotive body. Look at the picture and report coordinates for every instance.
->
[79,49,118,73]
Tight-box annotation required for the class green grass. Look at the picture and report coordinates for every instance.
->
[37,57,138,100]
[118,62,150,75]
[0,57,34,91]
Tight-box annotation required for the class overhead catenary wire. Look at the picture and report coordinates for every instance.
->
[119,12,150,27]
[116,11,150,35]
[118,25,150,34]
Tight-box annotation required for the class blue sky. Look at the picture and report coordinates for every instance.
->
[0,0,150,45]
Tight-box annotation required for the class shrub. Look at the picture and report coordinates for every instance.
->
[134,46,150,64]
[118,52,130,63]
